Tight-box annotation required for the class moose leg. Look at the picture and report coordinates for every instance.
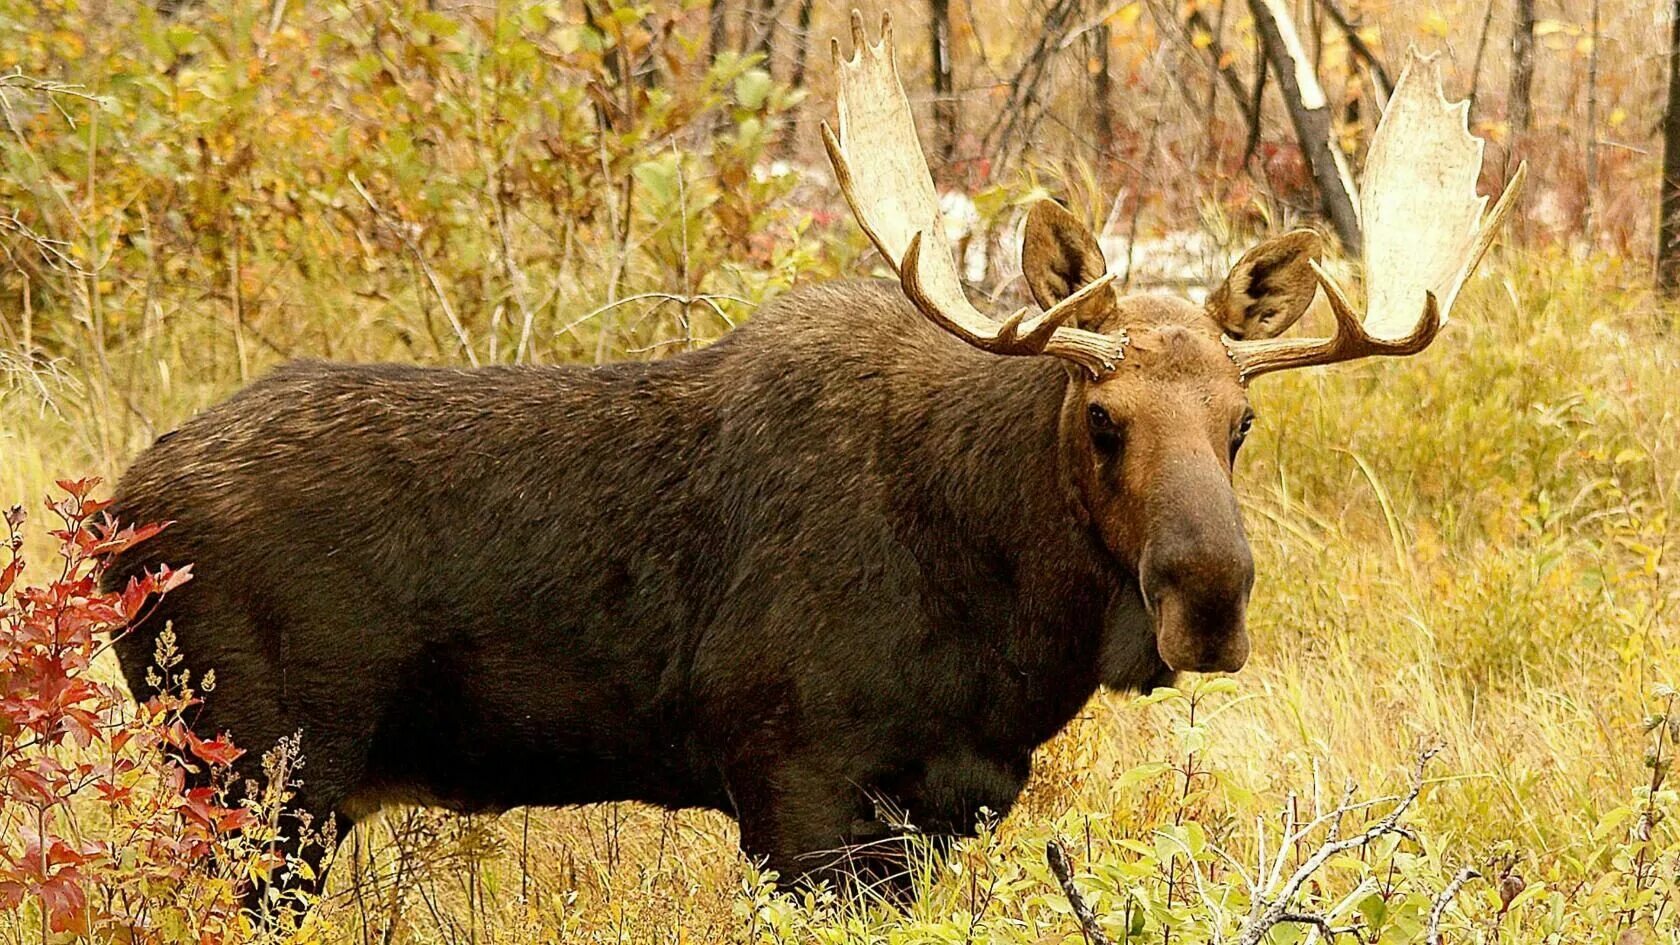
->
[731,757,920,901]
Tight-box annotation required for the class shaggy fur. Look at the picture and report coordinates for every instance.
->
[103,277,1252,892]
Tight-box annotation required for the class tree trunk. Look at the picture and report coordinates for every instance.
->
[748,0,776,62]
[1314,0,1391,99]
[929,0,957,163]
[789,0,815,88]
[1466,0,1496,119]
[1093,20,1116,155]
[1658,0,1680,293]
[1509,0,1536,135]
[1584,0,1601,237]
[1149,1,1261,147]
[1246,0,1361,252]
[708,0,728,60]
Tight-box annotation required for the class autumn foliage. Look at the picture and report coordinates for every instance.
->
[0,479,294,942]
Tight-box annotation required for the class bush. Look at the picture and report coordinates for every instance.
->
[0,479,319,942]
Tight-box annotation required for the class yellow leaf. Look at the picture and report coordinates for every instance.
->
[1114,2,1143,28]
[1422,11,1449,38]
[1609,107,1627,127]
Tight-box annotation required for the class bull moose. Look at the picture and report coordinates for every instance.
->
[105,15,1523,900]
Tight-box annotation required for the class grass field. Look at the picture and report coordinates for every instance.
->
[2,1,1678,942]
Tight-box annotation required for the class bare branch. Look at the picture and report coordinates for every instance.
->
[1046,840,1114,945]
[1427,866,1482,944]
[348,173,480,368]
[1235,748,1442,945]
[0,211,88,275]
[1312,0,1392,97]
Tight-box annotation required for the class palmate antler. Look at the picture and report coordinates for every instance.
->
[1227,52,1527,380]
[820,12,1126,377]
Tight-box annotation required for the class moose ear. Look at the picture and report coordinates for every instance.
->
[1207,229,1323,340]
[1021,200,1114,330]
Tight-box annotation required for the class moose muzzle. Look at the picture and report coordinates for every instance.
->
[1138,467,1255,674]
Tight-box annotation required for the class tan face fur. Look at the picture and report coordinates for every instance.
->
[1022,201,1320,673]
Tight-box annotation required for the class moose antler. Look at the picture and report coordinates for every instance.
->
[1227,52,1526,381]
[821,12,1125,376]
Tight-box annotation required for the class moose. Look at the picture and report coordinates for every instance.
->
[106,14,1523,900]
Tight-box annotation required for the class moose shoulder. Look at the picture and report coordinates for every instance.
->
[104,15,1522,899]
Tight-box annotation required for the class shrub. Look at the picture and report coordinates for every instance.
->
[0,478,318,943]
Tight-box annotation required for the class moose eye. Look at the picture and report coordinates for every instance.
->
[1087,404,1121,453]
[1230,411,1256,460]
[1087,404,1113,431]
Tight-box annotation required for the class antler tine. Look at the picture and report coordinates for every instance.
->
[1227,51,1525,382]
[822,10,1124,377]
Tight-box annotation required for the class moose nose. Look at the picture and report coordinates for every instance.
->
[1139,520,1256,674]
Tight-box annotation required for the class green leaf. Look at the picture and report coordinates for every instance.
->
[734,69,773,110]
[1114,760,1171,792]
[1134,686,1184,707]
[1356,890,1388,928]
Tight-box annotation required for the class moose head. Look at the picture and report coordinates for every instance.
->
[824,13,1524,673]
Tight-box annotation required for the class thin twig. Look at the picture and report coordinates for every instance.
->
[348,173,480,367]
[1236,748,1442,945]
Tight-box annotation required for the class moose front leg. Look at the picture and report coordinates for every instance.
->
[729,755,928,901]
[885,747,1031,838]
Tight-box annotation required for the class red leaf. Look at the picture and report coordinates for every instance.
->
[38,870,89,934]
[54,478,98,500]
[186,732,245,768]
[156,563,194,594]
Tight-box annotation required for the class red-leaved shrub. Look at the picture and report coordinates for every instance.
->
[0,479,314,942]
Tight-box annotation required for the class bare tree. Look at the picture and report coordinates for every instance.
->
[1466,0,1497,118]
[1144,0,1262,154]
[1314,0,1391,97]
[1660,0,1680,293]
[1246,0,1361,250]
[980,0,1084,166]
[1510,0,1536,135]
[930,0,958,163]
[738,0,776,61]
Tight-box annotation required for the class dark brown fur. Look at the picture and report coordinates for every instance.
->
[105,218,1320,895]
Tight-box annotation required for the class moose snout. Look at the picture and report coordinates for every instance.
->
[1139,506,1256,674]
